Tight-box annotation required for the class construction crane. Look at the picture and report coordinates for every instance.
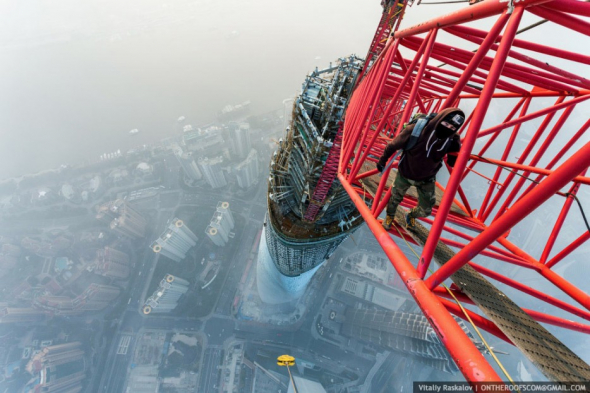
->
[334,0,590,385]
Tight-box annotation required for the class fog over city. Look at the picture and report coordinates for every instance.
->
[0,0,383,180]
[0,1,589,393]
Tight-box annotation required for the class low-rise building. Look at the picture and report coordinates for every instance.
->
[25,342,86,393]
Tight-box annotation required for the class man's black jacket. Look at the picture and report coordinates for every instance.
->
[377,108,462,181]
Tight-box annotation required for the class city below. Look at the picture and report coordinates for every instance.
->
[1,0,589,390]
[0,106,521,393]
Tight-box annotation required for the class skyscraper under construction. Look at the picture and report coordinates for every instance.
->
[257,56,364,304]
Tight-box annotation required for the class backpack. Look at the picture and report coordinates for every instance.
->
[379,112,438,174]
[402,112,437,152]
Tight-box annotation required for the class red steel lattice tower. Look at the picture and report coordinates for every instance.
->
[338,0,590,384]
[303,123,345,221]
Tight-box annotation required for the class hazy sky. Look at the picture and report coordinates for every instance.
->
[0,0,587,181]
[0,0,382,179]
[0,0,483,179]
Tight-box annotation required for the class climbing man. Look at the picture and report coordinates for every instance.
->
[376,107,465,230]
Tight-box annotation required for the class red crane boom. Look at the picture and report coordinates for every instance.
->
[339,0,590,383]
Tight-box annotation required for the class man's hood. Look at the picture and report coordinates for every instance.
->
[427,107,465,138]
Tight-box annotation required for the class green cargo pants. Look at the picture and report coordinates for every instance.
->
[386,172,436,218]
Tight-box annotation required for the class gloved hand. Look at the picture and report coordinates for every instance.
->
[376,162,384,173]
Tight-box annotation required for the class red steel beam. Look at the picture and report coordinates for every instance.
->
[446,25,590,89]
[417,7,526,278]
[470,263,590,321]
[475,97,531,220]
[440,237,539,267]
[546,231,590,269]
[436,289,590,334]
[450,22,590,65]
[374,30,439,203]
[349,42,411,182]
[490,102,575,222]
[338,172,502,382]
[425,139,590,291]
[393,0,551,39]
[467,155,590,186]
[541,0,590,17]
[401,37,530,95]
[503,118,590,212]
[338,0,590,382]
[527,6,590,36]
[437,296,513,343]
[475,93,590,140]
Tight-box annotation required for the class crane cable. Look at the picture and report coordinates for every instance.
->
[391,223,521,391]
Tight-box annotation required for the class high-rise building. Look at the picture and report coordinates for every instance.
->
[288,376,327,393]
[94,261,129,280]
[2,243,21,256]
[206,226,227,247]
[103,246,130,265]
[342,309,471,373]
[0,255,18,279]
[217,201,235,229]
[96,199,147,239]
[0,242,21,278]
[110,215,145,239]
[206,202,235,247]
[143,274,190,314]
[85,283,121,301]
[20,236,70,257]
[184,126,228,158]
[198,156,227,189]
[339,277,406,311]
[79,283,121,311]
[229,122,252,159]
[257,57,364,304]
[32,296,74,315]
[210,212,230,239]
[219,101,251,121]
[33,284,120,315]
[211,211,229,236]
[235,149,260,189]
[0,304,46,324]
[174,147,203,181]
[94,247,130,280]
[151,218,198,262]
[96,262,129,280]
[25,342,86,393]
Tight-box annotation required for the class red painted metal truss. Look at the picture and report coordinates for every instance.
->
[304,124,344,221]
[303,0,409,222]
[339,0,590,383]
[358,0,408,82]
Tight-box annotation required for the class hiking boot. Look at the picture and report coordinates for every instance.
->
[382,215,395,230]
[405,212,416,229]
